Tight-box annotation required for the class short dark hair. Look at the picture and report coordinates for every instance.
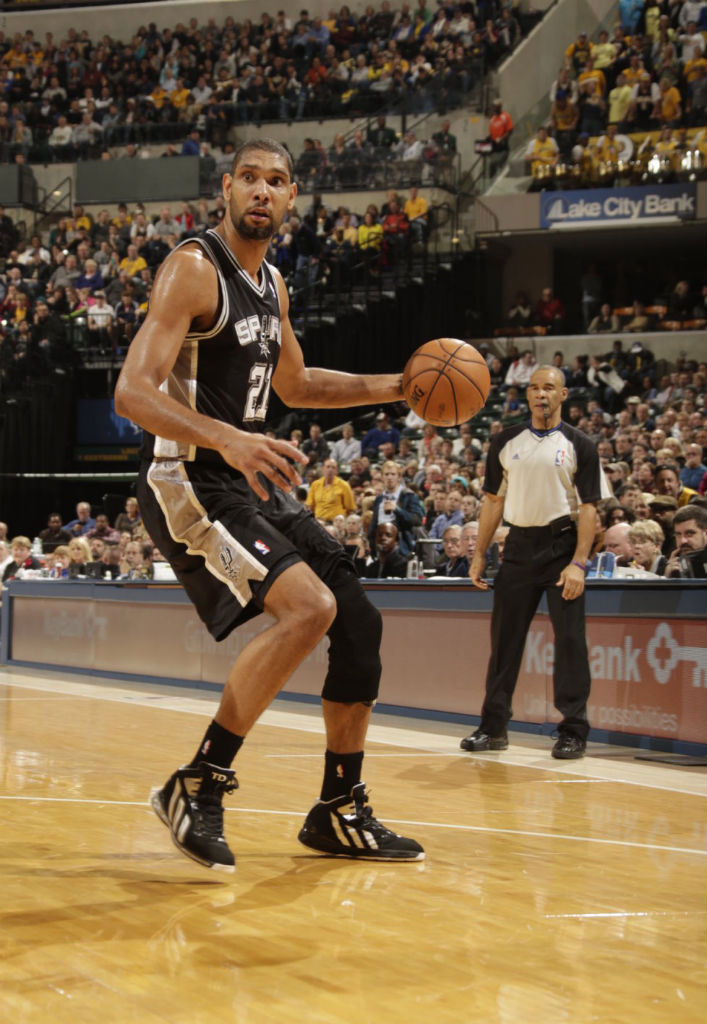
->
[231,138,294,180]
[674,504,707,530]
[654,462,680,480]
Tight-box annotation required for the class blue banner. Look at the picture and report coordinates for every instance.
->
[540,184,697,228]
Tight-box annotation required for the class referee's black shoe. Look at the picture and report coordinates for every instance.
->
[552,733,586,760]
[460,729,509,752]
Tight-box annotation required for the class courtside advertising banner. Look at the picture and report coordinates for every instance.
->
[540,184,698,228]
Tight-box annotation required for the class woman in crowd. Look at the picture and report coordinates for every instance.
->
[67,537,91,578]
[629,519,667,575]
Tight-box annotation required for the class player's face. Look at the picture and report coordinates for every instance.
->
[224,152,296,242]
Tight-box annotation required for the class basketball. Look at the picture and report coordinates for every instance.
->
[402,338,491,427]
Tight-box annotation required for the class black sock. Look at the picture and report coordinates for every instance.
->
[189,719,244,770]
[320,749,364,801]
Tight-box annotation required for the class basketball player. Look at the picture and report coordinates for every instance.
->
[460,365,602,759]
[114,139,423,871]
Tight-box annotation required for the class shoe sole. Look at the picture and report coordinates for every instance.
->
[460,739,508,752]
[298,830,425,861]
[552,749,585,760]
[149,787,236,874]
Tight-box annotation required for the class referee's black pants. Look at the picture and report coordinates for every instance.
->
[480,520,591,741]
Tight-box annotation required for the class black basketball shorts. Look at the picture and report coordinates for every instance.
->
[138,458,351,641]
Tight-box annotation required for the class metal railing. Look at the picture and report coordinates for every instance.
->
[33,175,73,235]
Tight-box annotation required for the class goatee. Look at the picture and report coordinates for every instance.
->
[235,214,274,241]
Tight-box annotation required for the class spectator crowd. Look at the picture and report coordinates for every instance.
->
[522,2,707,191]
[0,181,445,389]
[2,342,705,584]
[0,2,531,166]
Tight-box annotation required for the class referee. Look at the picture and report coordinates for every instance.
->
[461,365,602,759]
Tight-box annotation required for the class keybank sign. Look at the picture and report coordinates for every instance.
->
[540,184,697,228]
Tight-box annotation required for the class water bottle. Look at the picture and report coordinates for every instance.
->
[407,555,420,579]
[31,536,42,558]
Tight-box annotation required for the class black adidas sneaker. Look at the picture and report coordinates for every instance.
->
[150,761,238,872]
[298,782,425,861]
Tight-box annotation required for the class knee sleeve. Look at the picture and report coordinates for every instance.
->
[321,575,382,704]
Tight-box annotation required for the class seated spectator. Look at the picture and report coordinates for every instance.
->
[427,489,464,549]
[67,536,91,578]
[578,79,607,136]
[301,422,330,464]
[436,524,469,576]
[653,75,682,126]
[382,199,409,261]
[357,210,383,271]
[86,512,121,545]
[120,538,152,579]
[654,462,698,507]
[550,90,580,160]
[504,350,538,389]
[39,512,72,553]
[525,125,559,187]
[113,496,141,534]
[506,291,533,328]
[404,187,428,245]
[64,501,96,536]
[362,411,401,459]
[2,536,43,582]
[681,443,707,491]
[341,513,368,575]
[306,457,356,521]
[622,300,650,332]
[87,292,115,346]
[534,287,566,332]
[588,303,621,333]
[329,422,361,465]
[368,460,423,557]
[667,280,692,321]
[664,504,707,577]
[602,521,634,564]
[627,72,660,129]
[75,258,104,294]
[363,521,408,577]
[49,545,71,578]
[629,519,667,574]
[625,341,655,386]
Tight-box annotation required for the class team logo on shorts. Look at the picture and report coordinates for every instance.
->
[254,539,270,556]
[219,545,242,582]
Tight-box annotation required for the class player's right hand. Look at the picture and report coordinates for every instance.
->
[468,552,489,590]
[219,429,307,501]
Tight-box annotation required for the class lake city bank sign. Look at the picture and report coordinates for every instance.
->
[540,184,697,228]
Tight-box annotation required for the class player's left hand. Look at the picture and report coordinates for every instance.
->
[557,561,586,601]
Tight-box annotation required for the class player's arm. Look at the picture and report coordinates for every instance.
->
[468,492,505,590]
[114,246,305,500]
[272,272,403,407]
[556,501,596,600]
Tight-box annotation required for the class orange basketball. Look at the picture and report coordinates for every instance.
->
[402,338,491,427]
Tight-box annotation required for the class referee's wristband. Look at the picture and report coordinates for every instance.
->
[572,560,588,573]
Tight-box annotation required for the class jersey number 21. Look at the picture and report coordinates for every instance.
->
[244,362,273,422]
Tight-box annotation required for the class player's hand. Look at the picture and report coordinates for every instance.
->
[468,552,488,590]
[218,429,307,501]
[557,561,585,600]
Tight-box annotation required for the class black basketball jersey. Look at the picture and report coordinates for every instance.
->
[141,229,282,464]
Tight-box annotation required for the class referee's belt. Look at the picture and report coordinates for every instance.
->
[509,516,575,538]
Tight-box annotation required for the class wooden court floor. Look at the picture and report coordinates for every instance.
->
[0,667,705,1024]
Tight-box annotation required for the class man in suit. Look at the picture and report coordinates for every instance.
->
[368,460,423,558]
